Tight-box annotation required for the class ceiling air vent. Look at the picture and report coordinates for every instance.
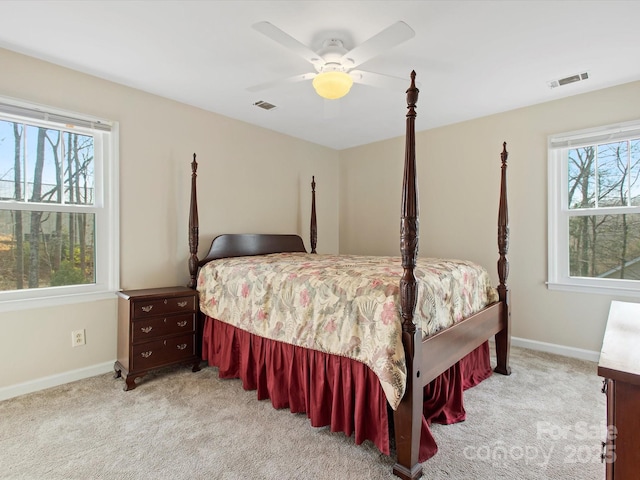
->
[548,72,589,89]
[253,100,277,111]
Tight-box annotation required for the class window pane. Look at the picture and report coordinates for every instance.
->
[569,213,640,279]
[597,141,628,207]
[568,146,595,209]
[24,124,63,204]
[0,119,25,201]
[631,139,640,207]
[0,209,95,291]
[62,131,95,205]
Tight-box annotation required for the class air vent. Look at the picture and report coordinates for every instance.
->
[253,100,277,111]
[548,72,589,89]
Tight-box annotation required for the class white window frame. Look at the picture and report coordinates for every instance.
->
[548,119,640,298]
[0,96,119,311]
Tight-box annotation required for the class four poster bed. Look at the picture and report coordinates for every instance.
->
[186,72,511,479]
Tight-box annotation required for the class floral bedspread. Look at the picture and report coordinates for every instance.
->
[197,253,498,410]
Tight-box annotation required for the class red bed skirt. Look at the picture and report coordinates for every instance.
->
[202,316,492,462]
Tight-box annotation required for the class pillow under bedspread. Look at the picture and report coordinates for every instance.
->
[197,252,498,410]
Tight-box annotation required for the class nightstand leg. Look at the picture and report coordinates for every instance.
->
[123,375,138,391]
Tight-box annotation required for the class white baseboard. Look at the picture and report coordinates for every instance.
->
[0,337,601,402]
[0,361,115,402]
[506,336,600,363]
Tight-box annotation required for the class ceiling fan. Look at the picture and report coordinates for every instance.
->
[248,21,415,100]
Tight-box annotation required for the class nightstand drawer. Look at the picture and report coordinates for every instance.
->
[131,313,196,343]
[131,333,195,371]
[132,295,196,318]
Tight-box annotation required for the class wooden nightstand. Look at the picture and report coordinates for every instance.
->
[114,286,202,390]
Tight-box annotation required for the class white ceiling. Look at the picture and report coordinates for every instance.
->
[1,0,639,150]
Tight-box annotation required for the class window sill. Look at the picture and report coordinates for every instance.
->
[0,290,118,313]
[547,281,640,299]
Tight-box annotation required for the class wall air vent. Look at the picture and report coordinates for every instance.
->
[253,100,277,111]
[548,72,589,89]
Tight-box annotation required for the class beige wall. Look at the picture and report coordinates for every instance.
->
[339,80,640,353]
[3,44,640,396]
[0,48,339,392]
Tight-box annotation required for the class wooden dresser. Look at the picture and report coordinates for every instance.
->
[597,300,640,479]
[114,286,201,390]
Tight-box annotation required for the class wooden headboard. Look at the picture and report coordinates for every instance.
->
[197,233,306,267]
[186,156,318,287]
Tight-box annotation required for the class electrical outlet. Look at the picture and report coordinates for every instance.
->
[71,329,86,347]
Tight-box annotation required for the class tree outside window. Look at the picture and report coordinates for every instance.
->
[0,119,96,291]
[567,140,640,279]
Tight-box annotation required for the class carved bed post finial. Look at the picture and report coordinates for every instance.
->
[310,176,317,254]
[497,142,509,296]
[188,153,199,289]
[400,70,419,336]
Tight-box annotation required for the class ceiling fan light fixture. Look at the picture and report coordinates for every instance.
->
[312,71,353,100]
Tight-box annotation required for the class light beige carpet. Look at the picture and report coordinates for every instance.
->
[0,346,606,480]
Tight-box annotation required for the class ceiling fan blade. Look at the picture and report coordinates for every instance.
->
[252,22,325,68]
[341,21,415,69]
[247,72,316,92]
[350,70,414,92]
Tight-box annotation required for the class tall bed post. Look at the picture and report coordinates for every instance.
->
[494,142,512,375]
[188,153,199,289]
[310,176,317,254]
[393,70,424,480]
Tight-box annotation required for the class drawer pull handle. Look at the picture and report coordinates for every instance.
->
[601,379,607,394]
[141,305,153,313]
[177,344,188,350]
[177,321,188,327]
[177,301,188,308]
[141,351,153,358]
[600,441,606,463]
[141,326,153,334]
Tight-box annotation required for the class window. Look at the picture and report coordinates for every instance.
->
[0,97,118,310]
[548,119,640,296]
